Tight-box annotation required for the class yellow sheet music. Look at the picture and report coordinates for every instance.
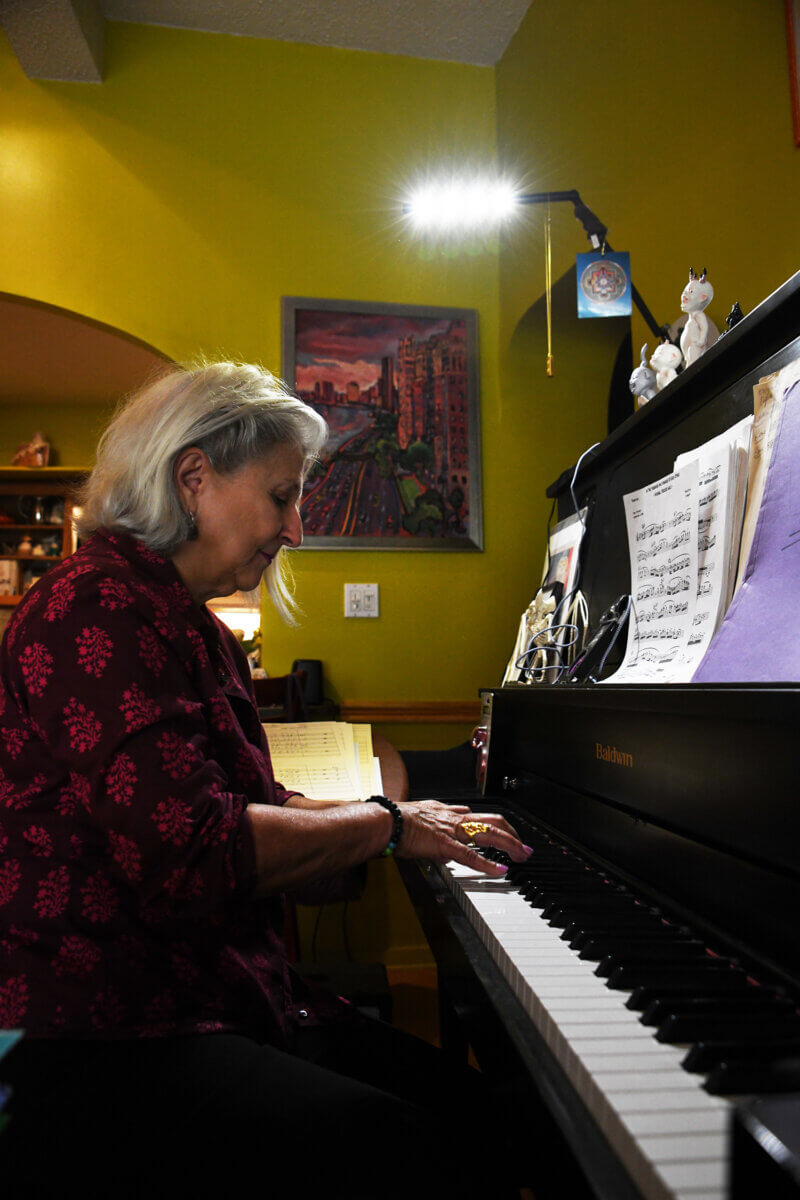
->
[263,721,382,801]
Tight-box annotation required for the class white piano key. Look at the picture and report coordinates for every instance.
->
[569,1029,665,1050]
[639,1134,728,1164]
[596,1070,707,1094]
[611,1087,727,1114]
[579,1050,688,1074]
[657,1159,727,1190]
[622,1109,729,1137]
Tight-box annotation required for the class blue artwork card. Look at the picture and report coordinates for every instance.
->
[576,251,632,318]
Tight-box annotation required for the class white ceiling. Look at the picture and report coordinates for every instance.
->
[0,0,535,81]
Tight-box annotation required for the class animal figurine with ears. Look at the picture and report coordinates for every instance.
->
[680,268,715,368]
[629,343,658,407]
[650,339,682,391]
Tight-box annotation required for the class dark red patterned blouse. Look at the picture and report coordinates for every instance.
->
[0,530,329,1043]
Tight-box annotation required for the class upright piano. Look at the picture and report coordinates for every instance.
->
[399,270,800,1200]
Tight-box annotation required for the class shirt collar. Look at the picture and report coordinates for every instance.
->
[89,528,215,636]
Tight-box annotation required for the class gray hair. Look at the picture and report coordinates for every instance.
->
[77,361,328,621]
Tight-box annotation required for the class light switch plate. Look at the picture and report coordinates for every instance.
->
[344,583,380,618]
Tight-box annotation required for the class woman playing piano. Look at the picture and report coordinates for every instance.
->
[0,363,528,1198]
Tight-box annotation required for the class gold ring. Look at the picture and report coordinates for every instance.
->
[460,820,490,840]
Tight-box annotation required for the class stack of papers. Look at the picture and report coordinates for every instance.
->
[735,357,800,594]
[606,416,752,684]
[262,721,382,802]
[694,366,800,682]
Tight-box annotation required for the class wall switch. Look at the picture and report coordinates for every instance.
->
[344,583,379,618]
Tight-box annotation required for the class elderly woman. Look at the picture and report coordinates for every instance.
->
[0,363,527,1198]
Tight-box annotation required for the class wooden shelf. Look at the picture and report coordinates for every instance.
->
[1,555,61,562]
[0,470,87,606]
[0,467,88,478]
[0,523,64,531]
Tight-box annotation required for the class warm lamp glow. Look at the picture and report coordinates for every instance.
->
[403,176,520,232]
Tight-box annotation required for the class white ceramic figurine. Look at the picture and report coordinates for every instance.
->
[650,339,682,391]
[679,268,715,368]
[629,343,658,407]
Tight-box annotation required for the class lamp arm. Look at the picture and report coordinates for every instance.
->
[518,190,667,339]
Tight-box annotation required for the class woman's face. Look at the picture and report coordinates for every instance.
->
[192,443,305,600]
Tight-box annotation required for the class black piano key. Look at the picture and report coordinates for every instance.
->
[656,1013,800,1044]
[607,963,741,990]
[566,924,657,948]
[683,1040,800,1073]
[542,900,637,926]
[626,974,751,1009]
[522,878,628,897]
[521,885,609,906]
[705,1056,800,1096]
[640,994,793,1026]
[595,943,709,976]
[564,916,666,946]
[578,931,697,962]
[478,847,513,868]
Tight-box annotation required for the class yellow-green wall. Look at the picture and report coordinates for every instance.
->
[0,22,535,746]
[0,402,113,465]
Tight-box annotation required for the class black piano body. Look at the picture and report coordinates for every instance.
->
[399,269,800,1199]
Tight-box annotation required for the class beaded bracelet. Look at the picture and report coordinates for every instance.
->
[369,795,403,858]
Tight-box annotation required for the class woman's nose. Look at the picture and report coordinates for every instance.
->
[282,503,303,548]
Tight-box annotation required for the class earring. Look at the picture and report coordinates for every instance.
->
[186,510,199,542]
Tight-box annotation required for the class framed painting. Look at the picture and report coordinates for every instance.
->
[282,297,482,550]
[788,0,800,146]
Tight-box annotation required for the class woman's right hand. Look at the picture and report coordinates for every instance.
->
[395,799,530,876]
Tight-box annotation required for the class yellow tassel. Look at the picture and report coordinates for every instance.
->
[545,204,553,376]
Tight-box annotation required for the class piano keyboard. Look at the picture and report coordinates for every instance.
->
[440,827,800,1200]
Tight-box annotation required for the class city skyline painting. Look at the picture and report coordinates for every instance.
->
[281,297,482,549]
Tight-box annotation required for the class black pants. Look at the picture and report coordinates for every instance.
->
[1,1017,521,1199]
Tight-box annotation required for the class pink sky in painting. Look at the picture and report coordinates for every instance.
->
[294,308,457,394]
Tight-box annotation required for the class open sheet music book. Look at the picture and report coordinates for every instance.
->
[606,415,752,684]
[262,721,382,802]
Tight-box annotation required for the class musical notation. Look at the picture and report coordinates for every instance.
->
[610,414,753,685]
[637,626,684,642]
[636,530,691,560]
[638,600,689,622]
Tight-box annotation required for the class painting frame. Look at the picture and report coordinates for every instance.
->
[281,296,483,551]
[788,0,800,146]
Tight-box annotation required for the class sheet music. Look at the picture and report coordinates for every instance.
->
[736,357,800,593]
[606,461,699,682]
[694,377,800,681]
[263,721,351,758]
[263,721,375,800]
[674,416,752,673]
[269,760,363,802]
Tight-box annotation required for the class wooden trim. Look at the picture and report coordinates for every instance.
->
[339,700,480,724]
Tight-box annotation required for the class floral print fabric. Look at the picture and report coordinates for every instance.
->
[0,530,304,1042]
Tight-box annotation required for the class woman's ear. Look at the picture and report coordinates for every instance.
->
[173,448,209,504]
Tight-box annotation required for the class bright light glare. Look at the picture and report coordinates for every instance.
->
[405,178,520,233]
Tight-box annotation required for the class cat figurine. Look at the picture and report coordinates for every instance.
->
[680,268,715,368]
